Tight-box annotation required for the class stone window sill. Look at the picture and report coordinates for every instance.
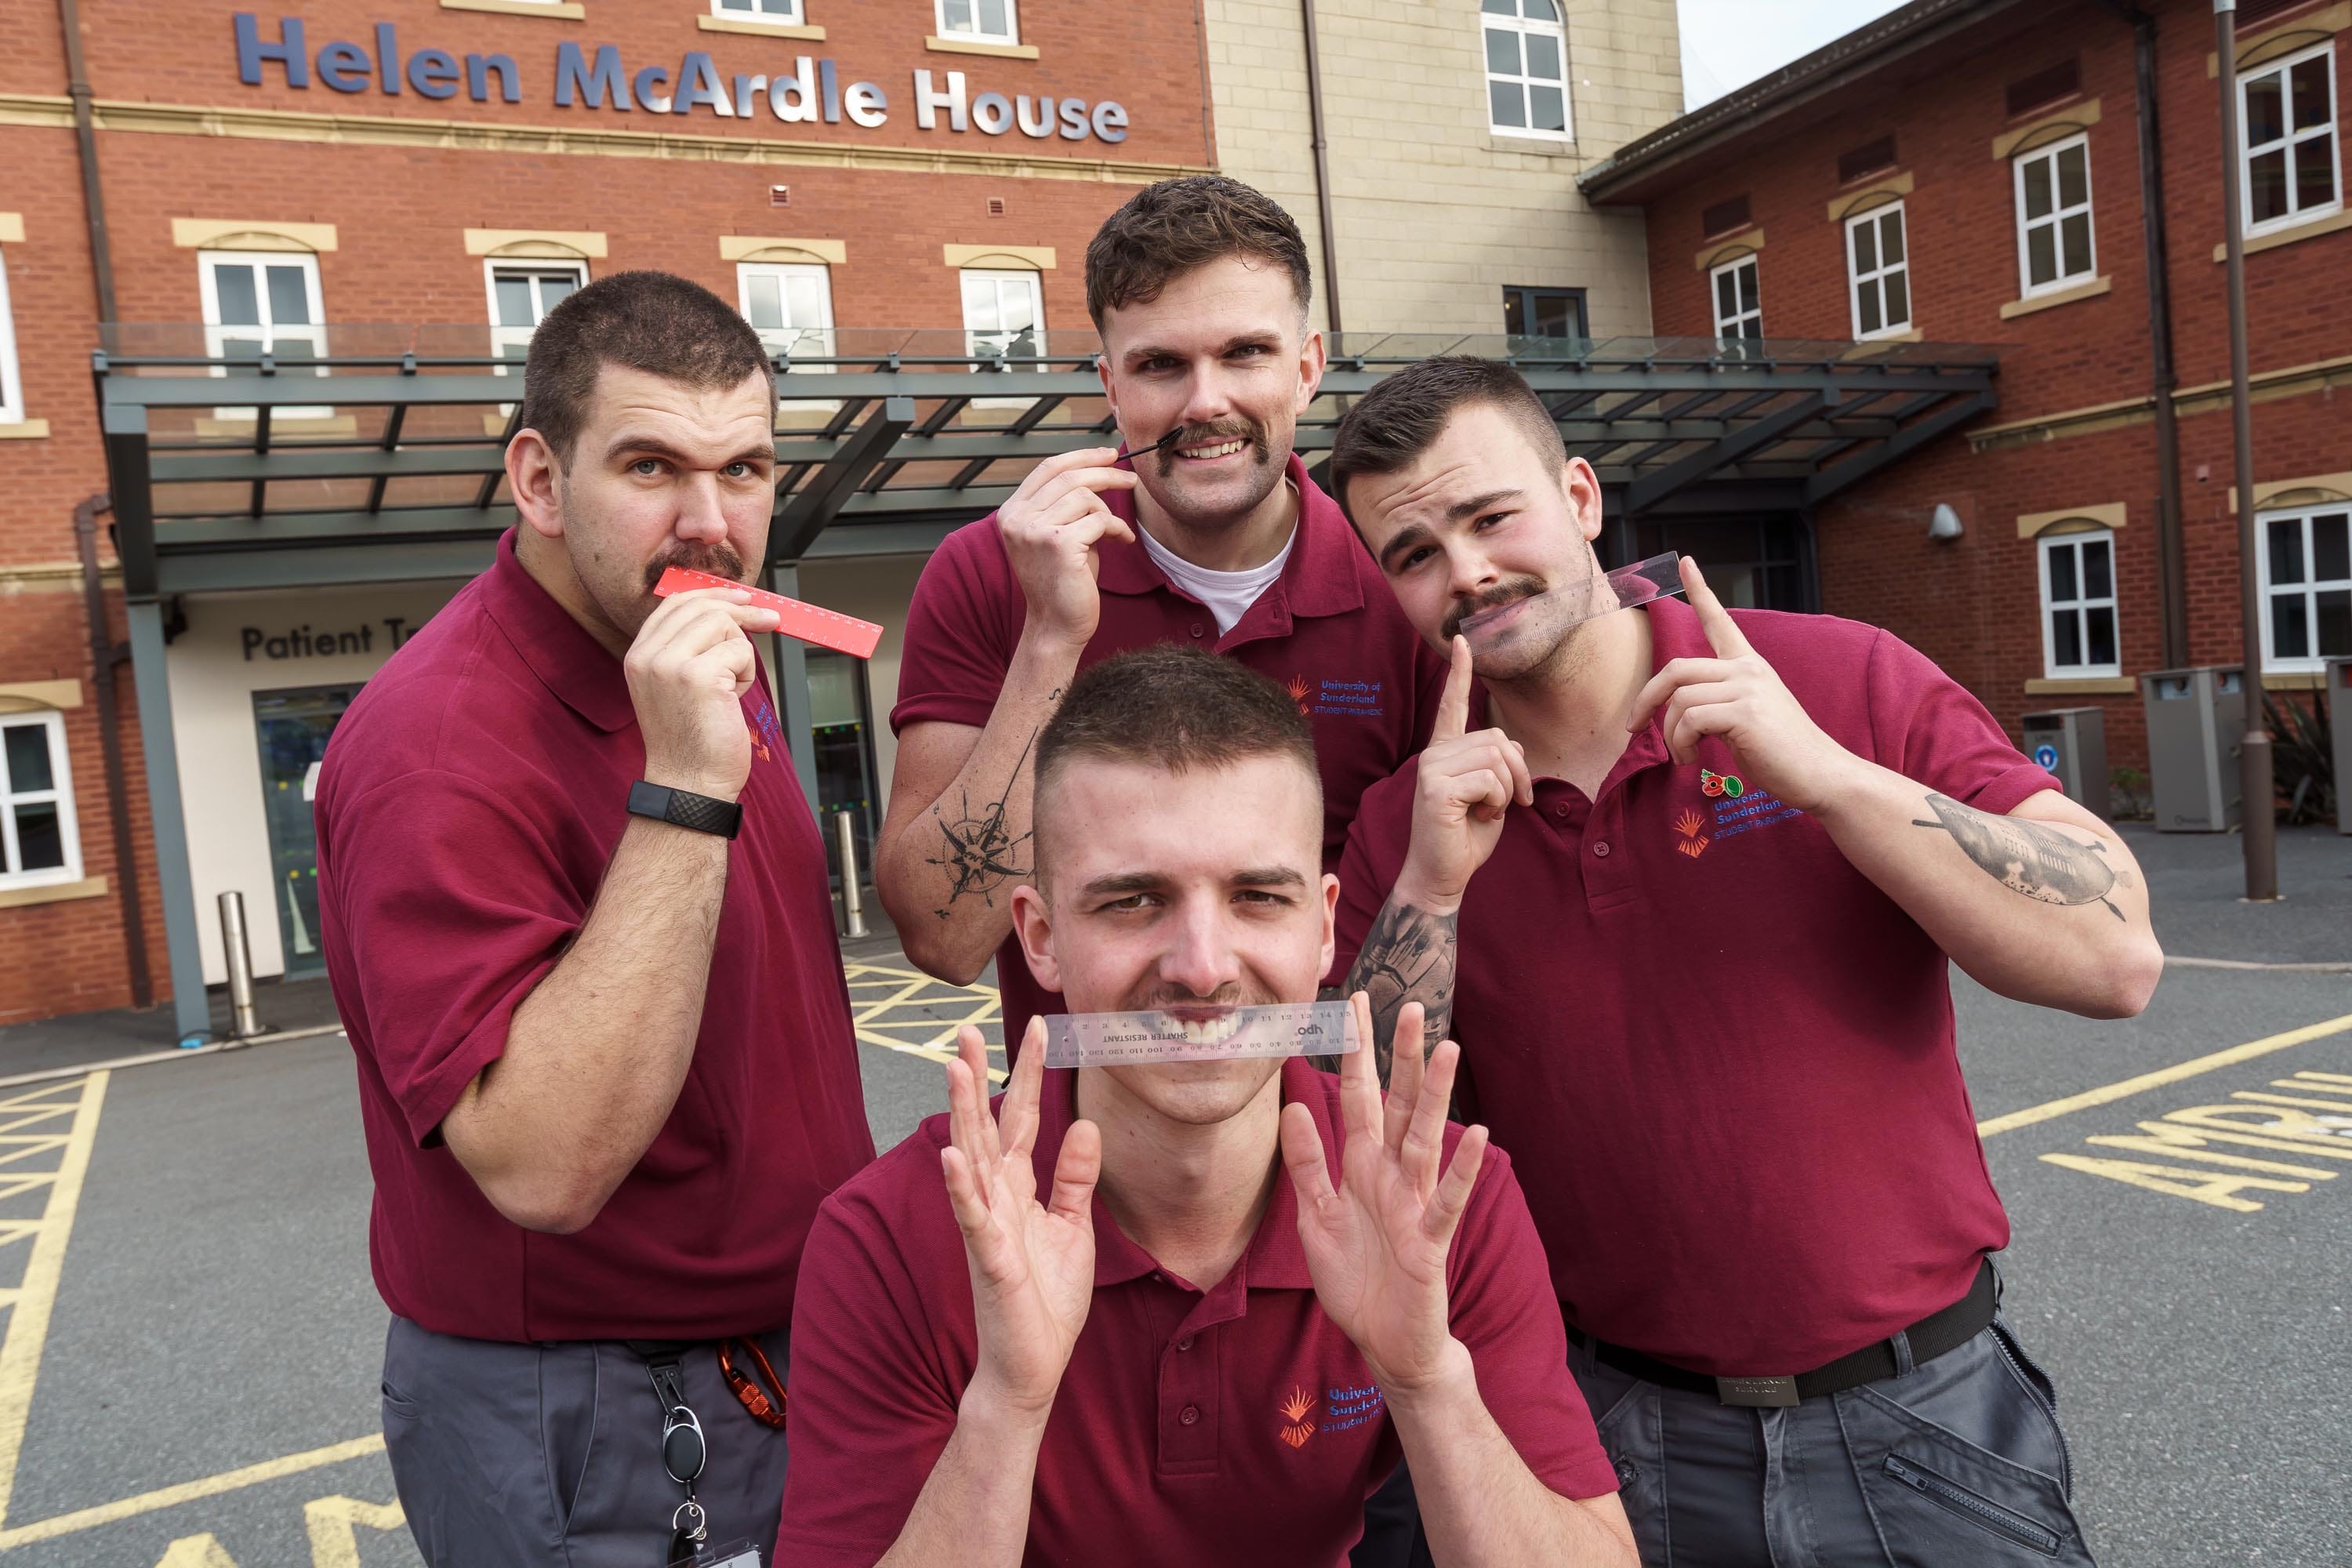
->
[2025,677,2135,695]
[699,15,825,39]
[0,419,51,440]
[2001,275,2112,319]
[1488,133,1578,159]
[2215,206,2352,260]
[0,874,107,911]
[194,415,359,438]
[441,0,584,17]
[925,35,1039,60]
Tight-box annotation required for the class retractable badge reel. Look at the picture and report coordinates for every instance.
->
[652,1367,763,1568]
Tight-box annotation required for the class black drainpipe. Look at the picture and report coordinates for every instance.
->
[74,495,152,1009]
[2109,1,2189,666]
[56,0,119,325]
[1300,0,1345,339]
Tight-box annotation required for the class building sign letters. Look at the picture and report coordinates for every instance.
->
[232,14,1132,144]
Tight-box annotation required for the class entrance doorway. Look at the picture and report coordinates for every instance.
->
[252,683,359,978]
[806,648,880,887]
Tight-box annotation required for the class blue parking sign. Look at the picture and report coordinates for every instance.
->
[2034,743,2060,771]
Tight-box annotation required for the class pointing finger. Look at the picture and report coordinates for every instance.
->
[1433,635,1473,743]
[1680,557,1754,659]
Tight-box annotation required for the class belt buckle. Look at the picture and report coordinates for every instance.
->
[1715,1374,1799,1407]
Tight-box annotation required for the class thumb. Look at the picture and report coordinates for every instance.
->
[1433,635,1472,742]
[1047,1118,1102,1223]
[1681,557,1752,658]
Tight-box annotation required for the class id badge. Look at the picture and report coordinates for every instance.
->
[691,1541,760,1568]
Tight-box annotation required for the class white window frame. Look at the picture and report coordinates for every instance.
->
[935,0,1018,46]
[0,710,84,893]
[960,267,1047,409]
[1482,0,1572,143]
[0,245,23,425]
[483,259,590,376]
[2037,528,2122,679]
[2256,503,2352,674]
[2013,132,2097,297]
[1709,254,1762,341]
[738,260,839,416]
[1845,201,1911,341]
[198,249,329,419]
[2238,42,2342,238]
[711,0,805,24]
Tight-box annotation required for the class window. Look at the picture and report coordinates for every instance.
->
[739,262,837,414]
[2259,505,2352,672]
[485,261,586,372]
[198,250,328,418]
[0,245,21,426]
[2015,134,2096,295]
[936,0,1018,45]
[2038,529,2120,677]
[713,0,804,22]
[1710,256,1762,341]
[2240,44,2340,234]
[0,711,82,893]
[1501,285,1586,343]
[1846,202,1911,339]
[1482,0,1570,140]
[960,268,1044,406]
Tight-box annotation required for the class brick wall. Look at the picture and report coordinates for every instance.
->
[1621,0,2350,771]
[0,0,1215,1025]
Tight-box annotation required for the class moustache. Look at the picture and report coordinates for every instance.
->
[643,541,746,593]
[1442,579,1546,642]
[1155,421,1272,474]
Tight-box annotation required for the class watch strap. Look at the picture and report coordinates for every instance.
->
[627,780,743,840]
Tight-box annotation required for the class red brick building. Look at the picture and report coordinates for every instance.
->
[0,0,1214,1030]
[1582,0,2350,784]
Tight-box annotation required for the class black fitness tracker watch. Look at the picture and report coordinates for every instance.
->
[627,780,743,840]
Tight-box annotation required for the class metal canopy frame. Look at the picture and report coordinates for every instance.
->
[93,328,2000,598]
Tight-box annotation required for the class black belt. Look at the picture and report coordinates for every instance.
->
[1567,1258,1997,1407]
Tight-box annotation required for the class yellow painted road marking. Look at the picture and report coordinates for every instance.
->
[845,961,1008,1083]
[0,1071,107,1533]
[0,1435,386,1548]
[1976,1013,2352,1138]
[304,1494,406,1567]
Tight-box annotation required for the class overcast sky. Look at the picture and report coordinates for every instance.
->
[1679,0,1912,110]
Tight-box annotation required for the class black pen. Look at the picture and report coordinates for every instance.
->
[1109,428,1181,468]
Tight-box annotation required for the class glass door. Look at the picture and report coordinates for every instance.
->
[252,684,361,978]
[805,649,879,887]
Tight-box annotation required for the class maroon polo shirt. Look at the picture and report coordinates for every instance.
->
[891,456,1448,1050]
[779,1058,1616,1566]
[1336,597,2055,1377]
[314,530,873,1342]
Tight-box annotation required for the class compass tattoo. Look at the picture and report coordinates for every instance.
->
[927,726,1039,916]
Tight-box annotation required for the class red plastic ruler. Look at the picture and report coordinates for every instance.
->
[653,565,884,659]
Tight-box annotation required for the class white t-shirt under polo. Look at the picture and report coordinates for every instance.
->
[1136,521,1298,635]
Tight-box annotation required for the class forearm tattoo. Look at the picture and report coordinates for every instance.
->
[1911,793,2130,920]
[927,725,1039,918]
[1342,895,1459,1086]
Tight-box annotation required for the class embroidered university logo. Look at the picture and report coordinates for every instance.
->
[1277,1387,1316,1449]
[1672,808,1711,859]
[1287,674,1314,716]
[746,689,784,766]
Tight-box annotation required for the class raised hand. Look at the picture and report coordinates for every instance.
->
[940,1018,1102,1420]
[1624,556,1858,813]
[996,447,1141,652]
[1398,636,1533,908]
[623,586,780,803]
[1282,994,1489,1395]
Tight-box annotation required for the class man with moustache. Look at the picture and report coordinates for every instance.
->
[877,175,1446,1059]
[780,647,1636,1568]
[1323,357,2161,1566]
[315,272,872,1566]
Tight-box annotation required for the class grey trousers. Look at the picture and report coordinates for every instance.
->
[1570,1320,2094,1567]
[381,1316,789,1568]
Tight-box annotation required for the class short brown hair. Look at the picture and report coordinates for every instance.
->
[1084,176,1314,328]
[1328,356,1568,521]
[1035,645,1321,878]
[519,270,774,466]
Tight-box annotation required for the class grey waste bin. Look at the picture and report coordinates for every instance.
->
[2330,658,2350,836]
[2139,666,2244,832]
[2020,707,2108,822]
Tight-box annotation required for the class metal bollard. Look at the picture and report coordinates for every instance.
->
[835,810,869,940]
[216,891,264,1040]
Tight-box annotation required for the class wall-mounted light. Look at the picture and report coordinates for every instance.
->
[1928,503,1963,541]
